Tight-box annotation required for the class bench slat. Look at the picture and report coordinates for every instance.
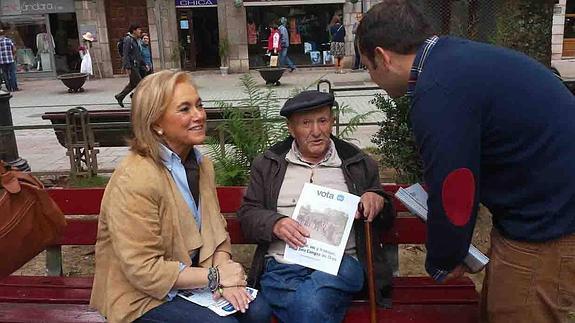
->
[0,303,105,322]
[344,303,479,323]
[47,185,409,215]
[48,186,248,216]
[0,302,478,323]
[0,276,476,305]
[56,215,427,246]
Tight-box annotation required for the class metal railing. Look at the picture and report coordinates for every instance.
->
[3,80,386,175]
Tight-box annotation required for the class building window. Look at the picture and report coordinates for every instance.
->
[563,0,575,56]
[246,4,343,68]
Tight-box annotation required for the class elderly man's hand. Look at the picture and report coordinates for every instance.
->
[273,217,310,249]
[355,192,385,222]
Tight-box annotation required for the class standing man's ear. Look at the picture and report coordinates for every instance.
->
[374,47,392,71]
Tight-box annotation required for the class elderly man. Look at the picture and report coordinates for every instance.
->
[238,90,394,323]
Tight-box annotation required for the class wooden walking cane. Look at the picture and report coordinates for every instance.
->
[361,203,378,323]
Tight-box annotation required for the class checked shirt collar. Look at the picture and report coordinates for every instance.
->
[406,35,439,99]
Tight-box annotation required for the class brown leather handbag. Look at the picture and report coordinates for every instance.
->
[0,162,66,278]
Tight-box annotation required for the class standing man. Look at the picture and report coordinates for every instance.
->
[238,90,395,323]
[0,28,19,92]
[356,1,575,322]
[139,33,153,78]
[114,24,144,107]
[278,17,296,72]
[351,13,363,70]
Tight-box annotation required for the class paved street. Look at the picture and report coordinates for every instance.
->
[7,68,387,173]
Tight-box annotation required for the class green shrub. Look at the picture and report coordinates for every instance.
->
[206,74,287,186]
[371,94,423,184]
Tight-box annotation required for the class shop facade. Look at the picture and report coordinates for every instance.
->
[221,0,363,72]
[0,0,80,77]
[176,0,220,70]
[1,0,375,78]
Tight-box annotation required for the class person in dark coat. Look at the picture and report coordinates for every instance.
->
[356,1,575,322]
[114,24,144,108]
[238,90,395,323]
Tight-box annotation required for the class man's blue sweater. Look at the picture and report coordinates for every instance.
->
[409,37,575,278]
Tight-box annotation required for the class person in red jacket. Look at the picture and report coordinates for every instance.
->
[267,24,281,55]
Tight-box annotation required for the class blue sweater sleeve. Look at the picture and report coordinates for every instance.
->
[410,85,481,281]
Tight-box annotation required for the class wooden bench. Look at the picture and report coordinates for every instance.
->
[41,108,255,148]
[0,185,479,322]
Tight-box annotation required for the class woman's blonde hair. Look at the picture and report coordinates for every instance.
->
[129,70,195,167]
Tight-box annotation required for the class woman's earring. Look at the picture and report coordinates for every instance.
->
[157,129,164,136]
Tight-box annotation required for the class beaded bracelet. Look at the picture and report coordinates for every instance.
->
[207,267,220,292]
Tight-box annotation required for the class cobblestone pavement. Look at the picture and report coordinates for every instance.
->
[7,68,388,173]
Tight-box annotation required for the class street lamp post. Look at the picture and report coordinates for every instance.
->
[0,90,30,171]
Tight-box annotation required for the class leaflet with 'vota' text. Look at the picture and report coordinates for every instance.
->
[284,183,360,275]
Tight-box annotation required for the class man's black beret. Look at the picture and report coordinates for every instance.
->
[280,90,335,117]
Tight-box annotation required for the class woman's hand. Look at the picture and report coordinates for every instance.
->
[214,286,253,313]
[217,260,247,287]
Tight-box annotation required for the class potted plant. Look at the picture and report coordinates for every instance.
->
[219,38,230,75]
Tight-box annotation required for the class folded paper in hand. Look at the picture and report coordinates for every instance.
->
[394,183,489,273]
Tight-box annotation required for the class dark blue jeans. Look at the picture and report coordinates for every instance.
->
[134,293,272,323]
[260,255,364,323]
[279,47,295,70]
[0,62,17,91]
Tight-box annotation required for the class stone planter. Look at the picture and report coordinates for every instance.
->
[220,66,229,76]
[57,73,89,93]
[257,67,286,86]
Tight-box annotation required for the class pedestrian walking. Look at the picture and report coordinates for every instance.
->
[139,33,153,78]
[278,17,296,72]
[0,27,19,92]
[356,1,575,322]
[114,24,144,108]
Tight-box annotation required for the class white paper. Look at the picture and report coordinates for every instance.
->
[395,184,489,273]
[178,287,258,317]
[284,183,360,275]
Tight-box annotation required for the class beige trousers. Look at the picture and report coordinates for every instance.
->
[481,229,575,323]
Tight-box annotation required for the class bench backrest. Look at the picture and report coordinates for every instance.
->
[47,185,425,246]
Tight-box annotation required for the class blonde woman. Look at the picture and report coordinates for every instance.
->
[90,70,271,323]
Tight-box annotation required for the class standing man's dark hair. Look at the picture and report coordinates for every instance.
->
[360,1,575,322]
[356,1,432,63]
[128,24,141,34]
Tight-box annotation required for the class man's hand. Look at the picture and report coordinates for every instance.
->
[444,264,469,282]
[272,217,309,249]
[355,192,385,222]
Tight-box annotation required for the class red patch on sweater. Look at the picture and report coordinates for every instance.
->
[442,168,475,227]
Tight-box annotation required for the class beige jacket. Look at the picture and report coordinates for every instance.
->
[90,152,231,323]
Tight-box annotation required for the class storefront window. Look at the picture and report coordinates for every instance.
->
[1,15,50,73]
[1,12,78,75]
[246,4,343,68]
